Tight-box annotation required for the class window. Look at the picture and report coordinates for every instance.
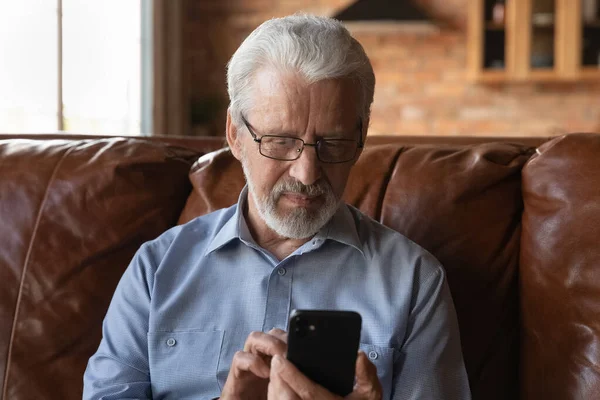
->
[0,0,150,135]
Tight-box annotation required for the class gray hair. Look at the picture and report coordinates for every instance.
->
[226,14,375,128]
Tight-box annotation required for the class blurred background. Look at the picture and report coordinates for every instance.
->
[0,0,598,137]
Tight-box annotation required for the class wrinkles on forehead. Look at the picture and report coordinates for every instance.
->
[245,67,360,139]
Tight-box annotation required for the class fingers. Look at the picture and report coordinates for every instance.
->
[352,352,383,399]
[355,352,378,385]
[268,358,301,400]
[270,355,336,400]
[221,350,270,399]
[268,328,288,344]
[222,330,290,399]
[243,330,288,358]
[231,350,270,379]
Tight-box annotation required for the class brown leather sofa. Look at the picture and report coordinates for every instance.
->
[1,132,598,400]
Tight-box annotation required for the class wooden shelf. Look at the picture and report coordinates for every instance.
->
[486,22,506,31]
[582,67,600,79]
[532,23,555,30]
[584,21,600,29]
[528,70,561,81]
[475,70,509,82]
[473,69,600,83]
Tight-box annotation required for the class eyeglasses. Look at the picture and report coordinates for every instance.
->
[242,116,363,164]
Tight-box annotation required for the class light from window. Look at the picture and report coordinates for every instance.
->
[0,1,58,133]
[0,0,142,135]
[63,0,141,135]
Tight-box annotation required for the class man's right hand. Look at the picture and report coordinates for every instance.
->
[220,328,288,400]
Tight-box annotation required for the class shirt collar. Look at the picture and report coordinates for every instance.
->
[206,186,364,256]
[205,186,249,255]
[316,203,364,256]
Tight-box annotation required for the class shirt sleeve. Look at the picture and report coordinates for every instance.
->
[83,242,157,400]
[392,264,472,400]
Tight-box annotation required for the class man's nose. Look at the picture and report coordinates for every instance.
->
[288,144,322,186]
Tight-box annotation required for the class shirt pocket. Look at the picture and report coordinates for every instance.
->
[148,330,224,400]
[359,343,395,400]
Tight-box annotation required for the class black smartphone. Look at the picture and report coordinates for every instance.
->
[286,309,362,397]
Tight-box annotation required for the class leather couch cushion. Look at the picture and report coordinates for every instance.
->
[180,141,534,400]
[178,148,246,223]
[0,138,198,399]
[521,133,600,399]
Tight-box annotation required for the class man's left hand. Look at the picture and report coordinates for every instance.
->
[267,351,383,400]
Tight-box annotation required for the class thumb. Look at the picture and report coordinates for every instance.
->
[351,352,382,399]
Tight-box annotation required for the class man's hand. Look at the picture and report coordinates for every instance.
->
[221,328,288,400]
[267,351,383,400]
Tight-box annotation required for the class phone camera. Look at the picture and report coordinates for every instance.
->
[295,318,311,338]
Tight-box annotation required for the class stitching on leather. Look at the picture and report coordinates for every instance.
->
[378,146,406,221]
[2,145,75,399]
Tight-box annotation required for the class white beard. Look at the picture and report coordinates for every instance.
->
[241,152,340,239]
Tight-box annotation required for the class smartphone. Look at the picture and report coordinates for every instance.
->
[286,309,362,397]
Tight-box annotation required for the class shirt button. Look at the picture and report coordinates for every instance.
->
[368,350,378,360]
[166,338,176,347]
[277,267,286,276]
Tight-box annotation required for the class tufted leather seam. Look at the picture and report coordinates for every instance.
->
[2,145,75,400]
[377,146,406,222]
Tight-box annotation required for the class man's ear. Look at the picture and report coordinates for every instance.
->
[226,110,242,161]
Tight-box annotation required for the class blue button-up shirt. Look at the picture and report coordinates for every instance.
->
[83,188,470,400]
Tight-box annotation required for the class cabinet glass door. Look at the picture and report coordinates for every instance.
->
[582,0,600,68]
[483,0,507,71]
[530,0,556,70]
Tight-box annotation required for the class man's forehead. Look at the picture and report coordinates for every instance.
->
[250,68,357,99]
[247,109,357,135]
[247,69,360,132]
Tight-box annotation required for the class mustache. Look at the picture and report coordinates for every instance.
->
[273,179,330,197]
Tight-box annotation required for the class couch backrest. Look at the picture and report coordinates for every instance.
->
[0,137,200,399]
[520,133,600,399]
[180,140,536,400]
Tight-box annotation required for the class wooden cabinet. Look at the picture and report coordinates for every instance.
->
[468,0,600,82]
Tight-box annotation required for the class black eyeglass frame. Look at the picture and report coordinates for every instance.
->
[241,116,364,164]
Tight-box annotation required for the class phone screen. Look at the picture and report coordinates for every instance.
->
[286,310,362,396]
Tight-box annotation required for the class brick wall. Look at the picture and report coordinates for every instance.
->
[185,0,600,137]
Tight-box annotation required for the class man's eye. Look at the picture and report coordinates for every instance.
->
[323,140,351,149]
[323,141,342,148]
[271,138,297,146]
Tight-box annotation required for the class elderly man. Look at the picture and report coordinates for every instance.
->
[83,14,470,400]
